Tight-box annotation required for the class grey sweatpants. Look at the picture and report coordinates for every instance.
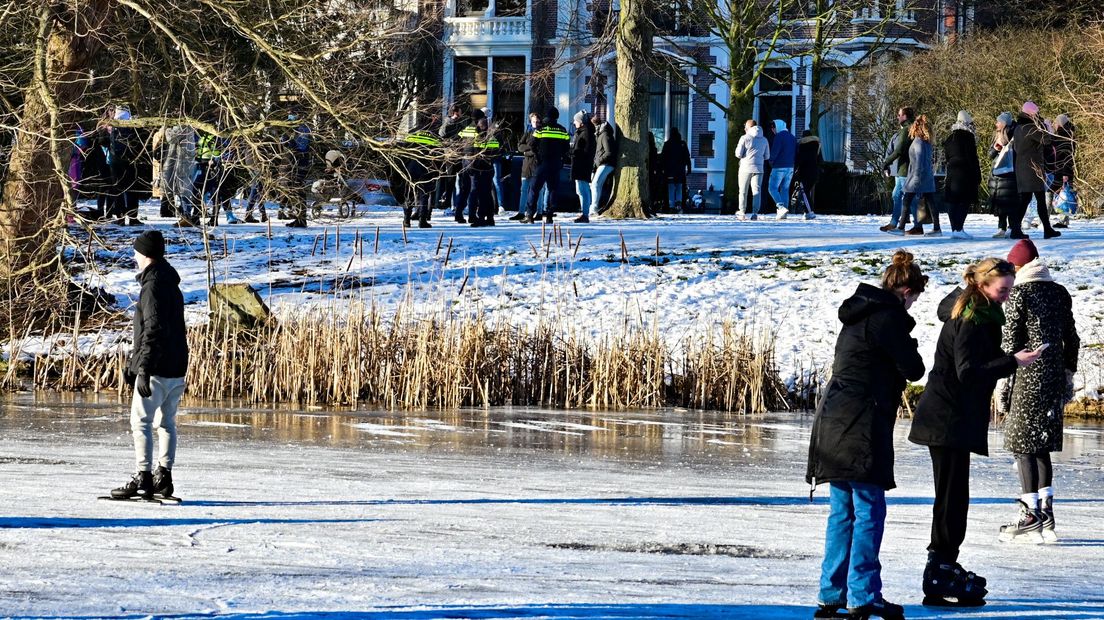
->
[130,375,186,472]
[738,170,763,215]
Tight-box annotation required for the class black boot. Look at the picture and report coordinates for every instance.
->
[111,471,154,499]
[922,552,987,607]
[153,466,174,498]
[848,597,904,620]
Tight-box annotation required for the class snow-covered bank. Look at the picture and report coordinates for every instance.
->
[1,394,1103,618]
[51,203,1104,395]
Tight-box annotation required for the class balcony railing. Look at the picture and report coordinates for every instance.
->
[444,17,532,43]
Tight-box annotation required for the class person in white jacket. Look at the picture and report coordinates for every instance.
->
[735,120,770,219]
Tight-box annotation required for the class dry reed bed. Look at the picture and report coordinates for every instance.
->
[22,307,786,413]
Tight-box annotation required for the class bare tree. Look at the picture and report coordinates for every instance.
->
[604,0,656,218]
[0,0,441,331]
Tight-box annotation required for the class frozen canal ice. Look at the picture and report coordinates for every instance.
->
[1,393,1103,619]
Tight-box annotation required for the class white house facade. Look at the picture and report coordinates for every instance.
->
[431,0,953,192]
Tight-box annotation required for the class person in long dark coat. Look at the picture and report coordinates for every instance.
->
[1048,115,1076,229]
[908,258,1042,606]
[996,239,1080,543]
[1011,102,1059,239]
[807,250,927,620]
[570,111,596,223]
[988,112,1018,238]
[794,130,821,218]
[942,111,981,238]
[661,127,691,214]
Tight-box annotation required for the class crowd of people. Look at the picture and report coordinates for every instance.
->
[878,103,1077,240]
[64,98,1081,237]
[807,240,1080,620]
[68,104,316,228]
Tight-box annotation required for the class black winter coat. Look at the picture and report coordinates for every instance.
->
[661,138,692,184]
[806,284,925,491]
[1013,114,1050,193]
[988,125,1017,216]
[127,260,189,379]
[1046,126,1075,190]
[942,129,981,204]
[570,123,595,182]
[999,261,1080,454]
[594,122,617,167]
[908,290,1018,456]
[518,131,538,179]
[795,135,822,190]
[534,119,570,170]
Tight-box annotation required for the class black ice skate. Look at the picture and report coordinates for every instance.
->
[1041,497,1058,543]
[848,597,904,620]
[923,556,987,607]
[153,466,174,498]
[813,603,848,618]
[109,471,154,500]
[998,499,1044,544]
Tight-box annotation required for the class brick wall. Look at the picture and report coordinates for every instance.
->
[690,46,717,169]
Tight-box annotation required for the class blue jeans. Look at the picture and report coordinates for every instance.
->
[767,167,794,211]
[519,176,549,217]
[590,164,614,213]
[492,158,506,211]
[667,183,683,212]
[575,179,592,217]
[818,481,886,608]
[890,176,916,226]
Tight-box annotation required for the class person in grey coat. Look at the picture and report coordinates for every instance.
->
[997,239,1080,544]
[890,114,941,236]
[154,124,198,222]
[735,120,770,219]
[1011,101,1059,239]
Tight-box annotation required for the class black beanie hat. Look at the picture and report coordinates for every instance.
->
[547,107,559,120]
[133,230,165,259]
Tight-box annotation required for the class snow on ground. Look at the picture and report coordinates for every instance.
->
[51,201,1104,393]
[1,394,1103,619]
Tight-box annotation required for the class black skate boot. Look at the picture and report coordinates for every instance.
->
[848,597,904,620]
[998,499,1044,544]
[111,471,154,499]
[813,603,848,618]
[152,465,174,498]
[1040,497,1057,543]
[923,554,987,607]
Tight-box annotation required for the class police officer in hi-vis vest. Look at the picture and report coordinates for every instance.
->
[525,107,570,224]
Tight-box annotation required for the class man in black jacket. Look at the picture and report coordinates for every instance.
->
[524,107,570,224]
[111,230,189,500]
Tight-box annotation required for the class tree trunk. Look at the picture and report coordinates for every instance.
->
[0,2,110,310]
[604,0,654,219]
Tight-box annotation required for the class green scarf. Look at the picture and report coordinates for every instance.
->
[962,300,1005,326]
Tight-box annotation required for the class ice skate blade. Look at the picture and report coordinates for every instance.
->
[922,595,986,608]
[998,529,1044,544]
[1042,529,1058,543]
[98,495,161,505]
[155,495,183,504]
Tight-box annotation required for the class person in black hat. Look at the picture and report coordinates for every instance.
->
[110,229,189,501]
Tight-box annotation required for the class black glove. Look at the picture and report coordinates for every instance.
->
[135,374,152,398]
[123,369,136,387]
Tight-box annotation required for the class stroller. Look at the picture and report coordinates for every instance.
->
[308,149,362,219]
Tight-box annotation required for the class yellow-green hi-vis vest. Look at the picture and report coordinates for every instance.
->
[533,128,569,141]
[405,131,441,146]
